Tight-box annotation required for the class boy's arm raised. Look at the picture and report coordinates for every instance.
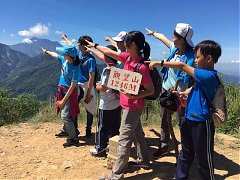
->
[146,60,195,77]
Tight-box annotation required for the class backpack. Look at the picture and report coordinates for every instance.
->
[201,76,227,126]
[159,80,180,112]
[134,62,162,100]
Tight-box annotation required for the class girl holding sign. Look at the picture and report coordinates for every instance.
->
[85,31,154,179]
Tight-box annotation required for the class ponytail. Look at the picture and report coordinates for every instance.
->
[124,31,151,60]
[143,41,150,60]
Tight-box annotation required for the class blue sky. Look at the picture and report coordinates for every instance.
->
[0,0,239,61]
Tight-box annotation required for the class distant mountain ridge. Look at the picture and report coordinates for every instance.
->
[0,39,239,100]
[0,39,106,100]
[0,43,30,81]
[2,54,61,100]
[0,39,61,100]
[10,37,61,57]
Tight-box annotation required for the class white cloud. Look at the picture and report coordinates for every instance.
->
[2,29,6,33]
[22,38,33,44]
[10,33,15,37]
[18,23,49,38]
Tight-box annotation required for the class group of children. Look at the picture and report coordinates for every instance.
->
[42,22,222,180]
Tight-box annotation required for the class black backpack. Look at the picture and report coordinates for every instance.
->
[134,62,162,100]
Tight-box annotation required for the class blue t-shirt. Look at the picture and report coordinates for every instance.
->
[57,55,79,87]
[185,68,219,122]
[78,53,96,83]
[162,43,195,90]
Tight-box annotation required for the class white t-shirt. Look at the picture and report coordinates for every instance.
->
[98,67,120,110]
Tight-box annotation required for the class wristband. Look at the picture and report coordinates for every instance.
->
[94,43,99,48]
[160,60,164,66]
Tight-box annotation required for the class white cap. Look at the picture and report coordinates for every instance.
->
[112,31,127,42]
[175,23,194,47]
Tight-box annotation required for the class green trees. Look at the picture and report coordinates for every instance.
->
[0,89,40,126]
[218,84,240,135]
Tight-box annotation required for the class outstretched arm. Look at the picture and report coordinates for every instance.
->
[42,48,58,58]
[85,40,121,62]
[85,46,108,64]
[145,28,172,48]
[146,60,195,77]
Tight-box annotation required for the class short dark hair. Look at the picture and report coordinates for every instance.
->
[78,35,93,46]
[194,40,221,63]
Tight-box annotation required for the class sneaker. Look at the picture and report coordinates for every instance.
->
[153,145,169,157]
[63,139,79,148]
[55,130,68,138]
[98,175,111,180]
[90,147,107,157]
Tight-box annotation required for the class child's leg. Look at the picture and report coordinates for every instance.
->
[110,106,122,137]
[61,101,78,141]
[111,109,142,179]
[96,109,109,151]
[134,118,150,163]
[193,120,215,180]
[160,107,172,148]
[86,110,93,136]
[176,119,194,180]
[73,117,80,136]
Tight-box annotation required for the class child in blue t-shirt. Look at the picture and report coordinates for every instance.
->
[42,46,80,148]
[147,40,222,180]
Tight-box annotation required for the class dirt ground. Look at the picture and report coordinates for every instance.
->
[0,122,239,180]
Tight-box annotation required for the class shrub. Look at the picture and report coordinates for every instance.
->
[0,89,40,126]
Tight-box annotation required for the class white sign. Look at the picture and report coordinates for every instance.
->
[107,67,142,95]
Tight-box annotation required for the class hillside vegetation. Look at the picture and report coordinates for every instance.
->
[0,82,239,137]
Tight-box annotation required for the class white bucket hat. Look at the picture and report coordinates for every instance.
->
[112,31,127,42]
[175,23,194,47]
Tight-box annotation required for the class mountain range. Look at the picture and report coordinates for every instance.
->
[0,38,239,100]
[10,37,61,57]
